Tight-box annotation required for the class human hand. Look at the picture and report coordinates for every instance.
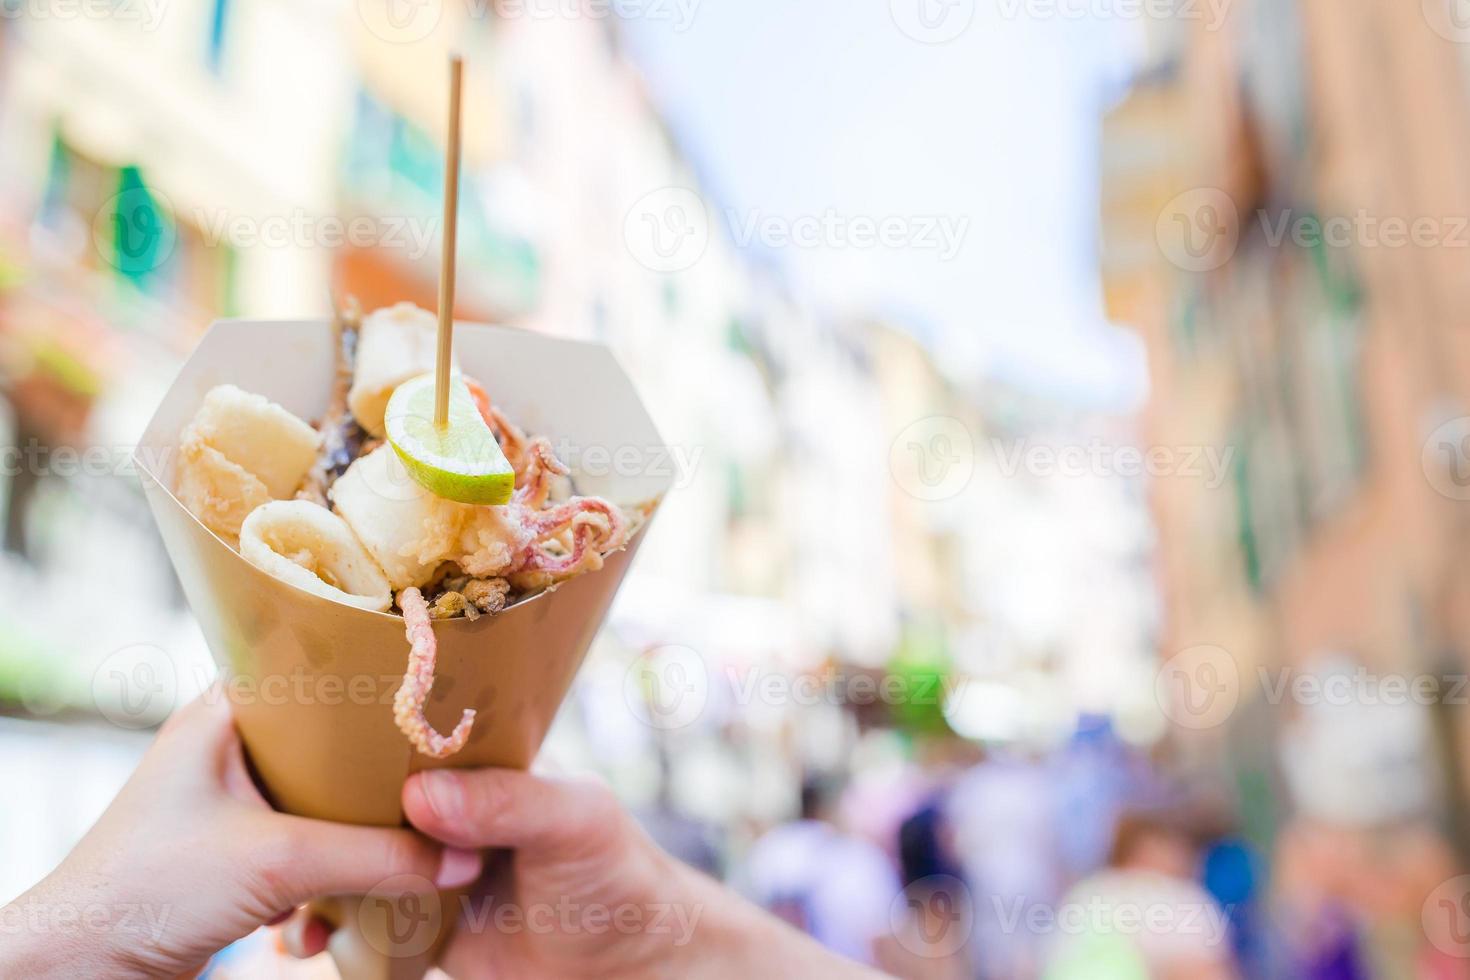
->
[0,692,483,979]
[286,767,885,978]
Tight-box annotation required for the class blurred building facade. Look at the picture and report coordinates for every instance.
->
[1101,0,1470,843]
[0,1,926,829]
[0,1,1175,929]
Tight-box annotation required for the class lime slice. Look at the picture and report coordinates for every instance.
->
[385,373,515,505]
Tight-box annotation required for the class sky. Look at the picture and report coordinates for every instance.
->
[622,0,1148,412]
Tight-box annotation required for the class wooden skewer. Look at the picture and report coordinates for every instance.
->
[434,54,464,429]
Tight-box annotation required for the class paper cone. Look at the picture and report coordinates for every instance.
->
[135,318,668,976]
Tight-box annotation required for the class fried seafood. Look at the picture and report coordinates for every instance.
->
[176,440,272,540]
[172,302,637,758]
[347,302,455,438]
[239,500,392,612]
[465,378,534,477]
[457,471,628,592]
[393,587,475,759]
[423,576,509,620]
[298,302,369,507]
[177,385,321,537]
[462,576,510,613]
[330,445,470,591]
[428,590,476,620]
[331,440,628,595]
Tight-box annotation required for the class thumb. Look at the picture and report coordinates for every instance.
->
[256,814,484,906]
[402,768,623,855]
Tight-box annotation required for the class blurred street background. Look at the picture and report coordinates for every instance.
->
[4,0,1470,976]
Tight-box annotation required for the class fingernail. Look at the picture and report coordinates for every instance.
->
[436,847,483,889]
[279,914,307,958]
[302,916,333,958]
[418,770,462,821]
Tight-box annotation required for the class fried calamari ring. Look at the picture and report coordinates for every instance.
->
[239,500,393,612]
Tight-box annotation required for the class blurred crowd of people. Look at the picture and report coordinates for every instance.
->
[671,717,1470,980]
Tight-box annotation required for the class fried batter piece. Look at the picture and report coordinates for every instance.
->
[298,298,370,507]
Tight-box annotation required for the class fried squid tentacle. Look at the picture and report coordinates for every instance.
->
[393,587,475,759]
[464,381,543,488]
[521,496,627,552]
[510,497,629,583]
[514,438,567,509]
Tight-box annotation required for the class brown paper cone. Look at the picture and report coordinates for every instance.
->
[135,318,668,977]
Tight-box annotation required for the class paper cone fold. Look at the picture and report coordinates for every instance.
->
[137,318,668,825]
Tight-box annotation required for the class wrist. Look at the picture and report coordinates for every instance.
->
[0,875,165,980]
[649,860,877,980]
[1,895,104,979]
